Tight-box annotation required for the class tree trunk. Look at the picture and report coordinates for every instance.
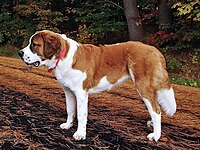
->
[123,0,143,41]
[158,0,173,31]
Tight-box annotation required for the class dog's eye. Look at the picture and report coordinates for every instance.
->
[30,43,40,54]
[31,43,40,47]
[30,43,40,51]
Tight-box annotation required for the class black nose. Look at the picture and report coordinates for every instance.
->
[18,51,24,58]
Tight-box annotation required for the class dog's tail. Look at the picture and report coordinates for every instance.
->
[157,88,176,116]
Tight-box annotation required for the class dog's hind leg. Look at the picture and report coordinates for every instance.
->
[143,98,161,142]
[138,87,161,142]
[129,69,161,142]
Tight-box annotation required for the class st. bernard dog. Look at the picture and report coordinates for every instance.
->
[18,30,176,142]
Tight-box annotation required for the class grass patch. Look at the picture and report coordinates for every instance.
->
[171,77,200,88]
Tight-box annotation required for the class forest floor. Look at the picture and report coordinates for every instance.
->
[0,56,200,150]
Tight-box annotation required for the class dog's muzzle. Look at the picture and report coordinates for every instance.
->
[18,50,40,67]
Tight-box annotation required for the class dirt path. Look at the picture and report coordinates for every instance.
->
[0,56,200,149]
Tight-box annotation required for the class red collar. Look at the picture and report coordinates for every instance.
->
[48,47,67,73]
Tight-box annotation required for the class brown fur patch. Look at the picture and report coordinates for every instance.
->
[72,44,129,91]
[31,31,69,60]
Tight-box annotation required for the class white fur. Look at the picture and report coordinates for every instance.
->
[143,98,161,142]
[42,56,56,69]
[89,76,113,94]
[72,89,88,140]
[157,88,176,116]
[52,36,88,140]
[147,120,153,127]
[129,69,135,82]
[89,75,129,94]
[60,87,76,130]
[20,33,42,65]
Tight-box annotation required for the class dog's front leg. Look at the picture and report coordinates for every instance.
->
[73,90,88,141]
[60,87,76,130]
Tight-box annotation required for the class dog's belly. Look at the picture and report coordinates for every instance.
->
[89,75,129,94]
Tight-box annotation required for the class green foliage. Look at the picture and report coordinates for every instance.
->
[160,43,191,53]
[1,0,126,45]
[74,0,125,43]
[13,0,67,46]
[166,55,182,71]
[190,52,198,64]
[159,23,173,31]
[172,0,200,21]
[14,2,66,31]
[176,28,200,50]
[168,1,200,52]
[171,77,200,88]
[0,0,67,46]
[0,0,198,48]
[142,0,200,53]
[0,11,24,45]
[76,0,125,33]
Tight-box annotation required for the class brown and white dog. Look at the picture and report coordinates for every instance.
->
[18,30,176,141]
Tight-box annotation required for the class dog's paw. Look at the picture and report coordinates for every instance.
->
[60,122,73,130]
[73,130,86,141]
[147,120,153,127]
[147,132,160,142]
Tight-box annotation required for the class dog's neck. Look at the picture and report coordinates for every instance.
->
[48,47,67,73]
[44,37,79,74]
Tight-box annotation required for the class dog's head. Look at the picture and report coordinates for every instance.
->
[18,30,68,67]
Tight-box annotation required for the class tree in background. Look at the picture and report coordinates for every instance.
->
[158,0,173,31]
[122,0,144,41]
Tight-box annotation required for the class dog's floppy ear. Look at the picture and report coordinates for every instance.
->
[40,32,61,59]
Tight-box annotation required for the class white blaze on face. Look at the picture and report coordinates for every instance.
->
[19,34,42,67]
[21,46,42,65]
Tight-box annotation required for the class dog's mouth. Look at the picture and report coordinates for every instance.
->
[26,61,40,67]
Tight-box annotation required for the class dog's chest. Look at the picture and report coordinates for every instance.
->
[55,68,86,90]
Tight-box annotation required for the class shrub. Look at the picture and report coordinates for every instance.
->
[0,11,24,45]
[0,0,67,47]
[166,55,182,71]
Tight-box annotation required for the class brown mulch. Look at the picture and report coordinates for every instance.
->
[0,56,200,149]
